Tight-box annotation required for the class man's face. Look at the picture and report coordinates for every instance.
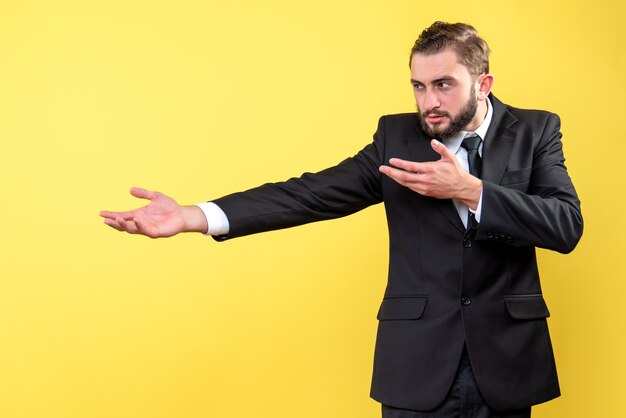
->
[410,49,482,139]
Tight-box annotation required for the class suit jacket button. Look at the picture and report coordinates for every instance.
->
[461,297,472,306]
[463,239,472,248]
[487,232,494,239]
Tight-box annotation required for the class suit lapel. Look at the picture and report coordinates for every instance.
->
[408,125,466,233]
[482,95,518,185]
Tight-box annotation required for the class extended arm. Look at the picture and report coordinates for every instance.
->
[212,137,385,240]
[101,118,388,239]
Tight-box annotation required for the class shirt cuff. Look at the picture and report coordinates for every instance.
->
[468,188,483,223]
[195,202,230,236]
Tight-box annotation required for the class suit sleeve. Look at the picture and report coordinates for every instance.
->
[476,113,583,253]
[210,118,387,240]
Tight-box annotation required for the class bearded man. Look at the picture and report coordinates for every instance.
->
[101,22,583,418]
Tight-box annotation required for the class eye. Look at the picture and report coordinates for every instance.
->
[412,82,423,90]
[438,81,451,89]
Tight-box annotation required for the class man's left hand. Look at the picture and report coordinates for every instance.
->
[379,139,482,210]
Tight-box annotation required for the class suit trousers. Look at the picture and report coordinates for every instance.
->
[381,348,532,418]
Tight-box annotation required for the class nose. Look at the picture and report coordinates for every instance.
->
[422,90,440,112]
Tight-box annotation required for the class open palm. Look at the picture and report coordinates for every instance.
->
[100,188,186,238]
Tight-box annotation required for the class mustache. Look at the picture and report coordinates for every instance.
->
[422,109,450,118]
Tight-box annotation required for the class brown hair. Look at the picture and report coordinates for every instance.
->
[410,22,491,77]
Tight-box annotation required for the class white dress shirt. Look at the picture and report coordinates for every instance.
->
[197,98,493,235]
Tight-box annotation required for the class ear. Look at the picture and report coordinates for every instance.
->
[476,74,494,101]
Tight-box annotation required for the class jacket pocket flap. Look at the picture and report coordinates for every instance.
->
[504,295,550,319]
[377,296,428,320]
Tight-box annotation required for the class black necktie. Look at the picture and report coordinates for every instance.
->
[461,133,482,178]
[460,134,482,229]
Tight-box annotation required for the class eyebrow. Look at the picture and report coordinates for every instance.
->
[410,77,456,85]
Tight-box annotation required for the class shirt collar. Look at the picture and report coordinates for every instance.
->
[443,97,493,154]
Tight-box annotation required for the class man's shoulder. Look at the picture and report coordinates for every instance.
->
[506,104,558,120]
[493,96,560,126]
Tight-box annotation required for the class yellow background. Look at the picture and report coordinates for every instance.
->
[0,1,624,417]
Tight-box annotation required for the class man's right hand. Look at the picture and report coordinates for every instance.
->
[100,187,208,238]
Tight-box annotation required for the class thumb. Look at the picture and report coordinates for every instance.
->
[430,139,453,160]
[130,187,159,201]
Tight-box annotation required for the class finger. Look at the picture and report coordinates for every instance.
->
[115,216,139,234]
[387,158,428,173]
[430,139,454,160]
[379,165,420,184]
[130,213,154,237]
[103,218,124,232]
[100,210,116,219]
[128,209,163,237]
[100,210,135,220]
[130,187,159,201]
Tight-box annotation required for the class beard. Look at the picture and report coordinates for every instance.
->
[417,88,478,140]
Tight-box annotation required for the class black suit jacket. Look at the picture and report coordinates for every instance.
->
[213,95,583,411]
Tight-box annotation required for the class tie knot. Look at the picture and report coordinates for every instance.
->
[461,134,481,152]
